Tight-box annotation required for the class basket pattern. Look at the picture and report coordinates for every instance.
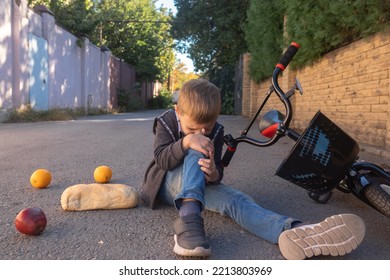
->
[276,111,359,194]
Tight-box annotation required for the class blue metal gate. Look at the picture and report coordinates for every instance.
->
[28,33,49,110]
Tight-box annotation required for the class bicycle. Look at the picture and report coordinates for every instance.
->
[221,42,390,218]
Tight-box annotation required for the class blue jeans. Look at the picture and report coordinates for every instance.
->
[158,149,299,244]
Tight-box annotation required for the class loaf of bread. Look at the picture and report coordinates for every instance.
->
[61,183,138,211]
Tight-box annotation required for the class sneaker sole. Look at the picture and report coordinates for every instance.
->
[174,234,212,257]
[278,214,366,260]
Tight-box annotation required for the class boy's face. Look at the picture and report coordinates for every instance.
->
[178,113,215,136]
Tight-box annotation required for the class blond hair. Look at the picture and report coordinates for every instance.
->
[177,79,221,123]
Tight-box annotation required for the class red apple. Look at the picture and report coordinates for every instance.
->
[15,207,47,235]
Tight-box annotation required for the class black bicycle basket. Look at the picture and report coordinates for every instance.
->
[276,111,359,194]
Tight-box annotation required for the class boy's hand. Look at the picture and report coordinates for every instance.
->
[182,129,214,157]
[198,150,219,183]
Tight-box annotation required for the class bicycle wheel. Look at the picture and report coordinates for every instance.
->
[363,176,390,218]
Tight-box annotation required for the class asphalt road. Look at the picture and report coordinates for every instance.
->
[0,109,389,260]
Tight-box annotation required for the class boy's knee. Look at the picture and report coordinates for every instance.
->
[187,149,206,159]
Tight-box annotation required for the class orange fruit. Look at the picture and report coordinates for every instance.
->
[94,165,112,183]
[30,169,52,189]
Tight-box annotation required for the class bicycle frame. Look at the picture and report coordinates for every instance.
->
[222,42,390,218]
[344,161,390,198]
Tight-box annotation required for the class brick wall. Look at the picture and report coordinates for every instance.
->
[242,30,390,158]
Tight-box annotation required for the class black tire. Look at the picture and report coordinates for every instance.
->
[363,176,390,218]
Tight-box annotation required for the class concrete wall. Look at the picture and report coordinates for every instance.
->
[242,30,390,157]
[110,57,137,109]
[0,0,14,111]
[0,0,159,119]
[0,0,30,112]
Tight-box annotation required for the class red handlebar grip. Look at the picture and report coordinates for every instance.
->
[276,42,300,71]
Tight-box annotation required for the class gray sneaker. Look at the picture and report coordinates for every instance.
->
[278,214,366,260]
[173,214,211,257]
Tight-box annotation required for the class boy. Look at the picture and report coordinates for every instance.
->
[140,78,366,259]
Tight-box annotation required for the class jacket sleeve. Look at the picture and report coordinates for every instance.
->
[153,117,186,171]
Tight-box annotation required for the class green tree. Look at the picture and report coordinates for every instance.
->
[244,0,390,81]
[244,0,285,82]
[28,0,176,83]
[170,62,199,91]
[173,0,248,73]
[97,0,175,82]
[172,0,249,114]
[28,0,98,36]
[284,0,388,67]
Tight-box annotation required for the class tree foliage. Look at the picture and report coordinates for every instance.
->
[284,0,389,68]
[28,0,175,82]
[170,62,199,91]
[172,0,249,114]
[244,0,390,81]
[96,0,175,82]
[244,0,285,83]
[173,0,249,73]
[28,0,98,36]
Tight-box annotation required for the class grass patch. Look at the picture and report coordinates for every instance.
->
[2,106,107,123]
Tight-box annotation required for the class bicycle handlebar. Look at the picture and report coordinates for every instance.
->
[221,42,301,167]
[276,42,300,71]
